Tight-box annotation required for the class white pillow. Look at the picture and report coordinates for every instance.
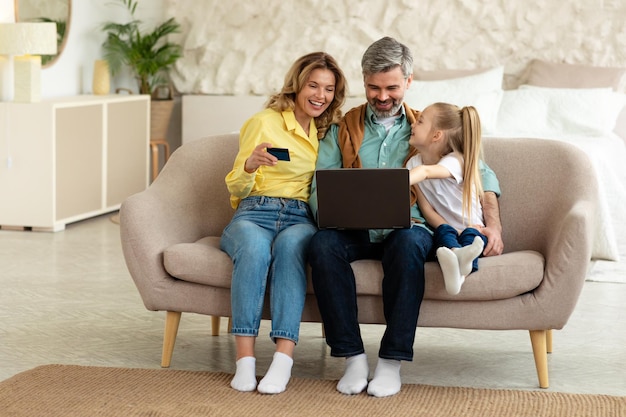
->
[404,66,504,135]
[495,86,626,137]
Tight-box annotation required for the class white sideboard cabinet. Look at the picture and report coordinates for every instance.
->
[0,95,150,231]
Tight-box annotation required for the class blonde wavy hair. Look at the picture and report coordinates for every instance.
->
[266,52,347,139]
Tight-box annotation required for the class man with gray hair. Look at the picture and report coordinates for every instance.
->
[308,37,504,397]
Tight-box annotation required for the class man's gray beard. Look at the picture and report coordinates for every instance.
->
[369,101,404,119]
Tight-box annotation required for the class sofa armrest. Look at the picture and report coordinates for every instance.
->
[532,199,595,328]
[120,134,239,311]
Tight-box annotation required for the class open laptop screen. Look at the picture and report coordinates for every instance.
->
[315,168,411,230]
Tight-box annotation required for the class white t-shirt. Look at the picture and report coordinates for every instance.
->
[406,152,484,230]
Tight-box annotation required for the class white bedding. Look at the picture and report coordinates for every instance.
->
[485,131,626,262]
[404,71,626,263]
[486,85,626,262]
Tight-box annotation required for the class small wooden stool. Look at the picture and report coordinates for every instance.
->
[150,138,170,181]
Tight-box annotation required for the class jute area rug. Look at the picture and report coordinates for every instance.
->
[0,365,623,417]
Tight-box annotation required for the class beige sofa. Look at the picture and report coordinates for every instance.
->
[120,133,596,389]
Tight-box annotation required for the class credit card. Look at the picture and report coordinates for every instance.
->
[267,147,290,161]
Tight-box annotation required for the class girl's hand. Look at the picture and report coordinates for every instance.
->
[244,142,278,173]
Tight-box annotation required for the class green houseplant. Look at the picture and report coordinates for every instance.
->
[102,0,182,96]
[102,0,182,165]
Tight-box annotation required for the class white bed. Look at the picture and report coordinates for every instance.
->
[406,62,626,266]
[485,131,626,262]
[487,86,626,262]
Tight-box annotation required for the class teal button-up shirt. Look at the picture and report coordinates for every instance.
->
[310,104,500,242]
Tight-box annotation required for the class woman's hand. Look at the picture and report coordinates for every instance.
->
[244,142,278,173]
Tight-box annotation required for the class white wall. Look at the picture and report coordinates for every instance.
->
[0,0,166,98]
[0,0,14,21]
[40,0,167,98]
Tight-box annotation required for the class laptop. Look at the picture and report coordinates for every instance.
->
[315,168,411,229]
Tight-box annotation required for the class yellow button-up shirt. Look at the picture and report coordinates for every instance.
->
[225,108,319,209]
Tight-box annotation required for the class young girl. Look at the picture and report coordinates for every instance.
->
[407,103,488,295]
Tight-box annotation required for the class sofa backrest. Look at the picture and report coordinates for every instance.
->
[154,133,240,238]
[482,137,595,254]
[162,134,596,255]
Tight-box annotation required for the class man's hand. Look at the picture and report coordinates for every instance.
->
[479,225,503,256]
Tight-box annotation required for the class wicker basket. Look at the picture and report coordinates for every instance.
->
[116,86,175,141]
[150,99,175,140]
[149,85,174,140]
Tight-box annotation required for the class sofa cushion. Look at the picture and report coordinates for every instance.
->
[164,236,545,302]
[164,237,233,288]
[346,251,544,301]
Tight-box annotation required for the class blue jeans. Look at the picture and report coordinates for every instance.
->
[220,196,317,344]
[308,226,433,361]
[433,224,487,272]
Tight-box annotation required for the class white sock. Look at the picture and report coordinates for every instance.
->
[453,236,485,277]
[367,358,401,397]
[437,246,465,295]
[257,352,293,394]
[231,356,257,392]
[337,353,369,395]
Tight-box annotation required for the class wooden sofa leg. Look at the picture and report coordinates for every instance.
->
[211,316,221,336]
[546,329,553,354]
[529,330,549,388]
[228,317,232,333]
[162,311,182,368]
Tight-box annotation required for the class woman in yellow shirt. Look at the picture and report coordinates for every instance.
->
[220,52,347,394]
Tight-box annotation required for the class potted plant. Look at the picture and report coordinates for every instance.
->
[102,0,182,143]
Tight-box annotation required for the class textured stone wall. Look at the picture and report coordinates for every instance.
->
[166,0,626,95]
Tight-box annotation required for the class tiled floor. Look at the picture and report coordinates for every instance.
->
[1,214,625,396]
